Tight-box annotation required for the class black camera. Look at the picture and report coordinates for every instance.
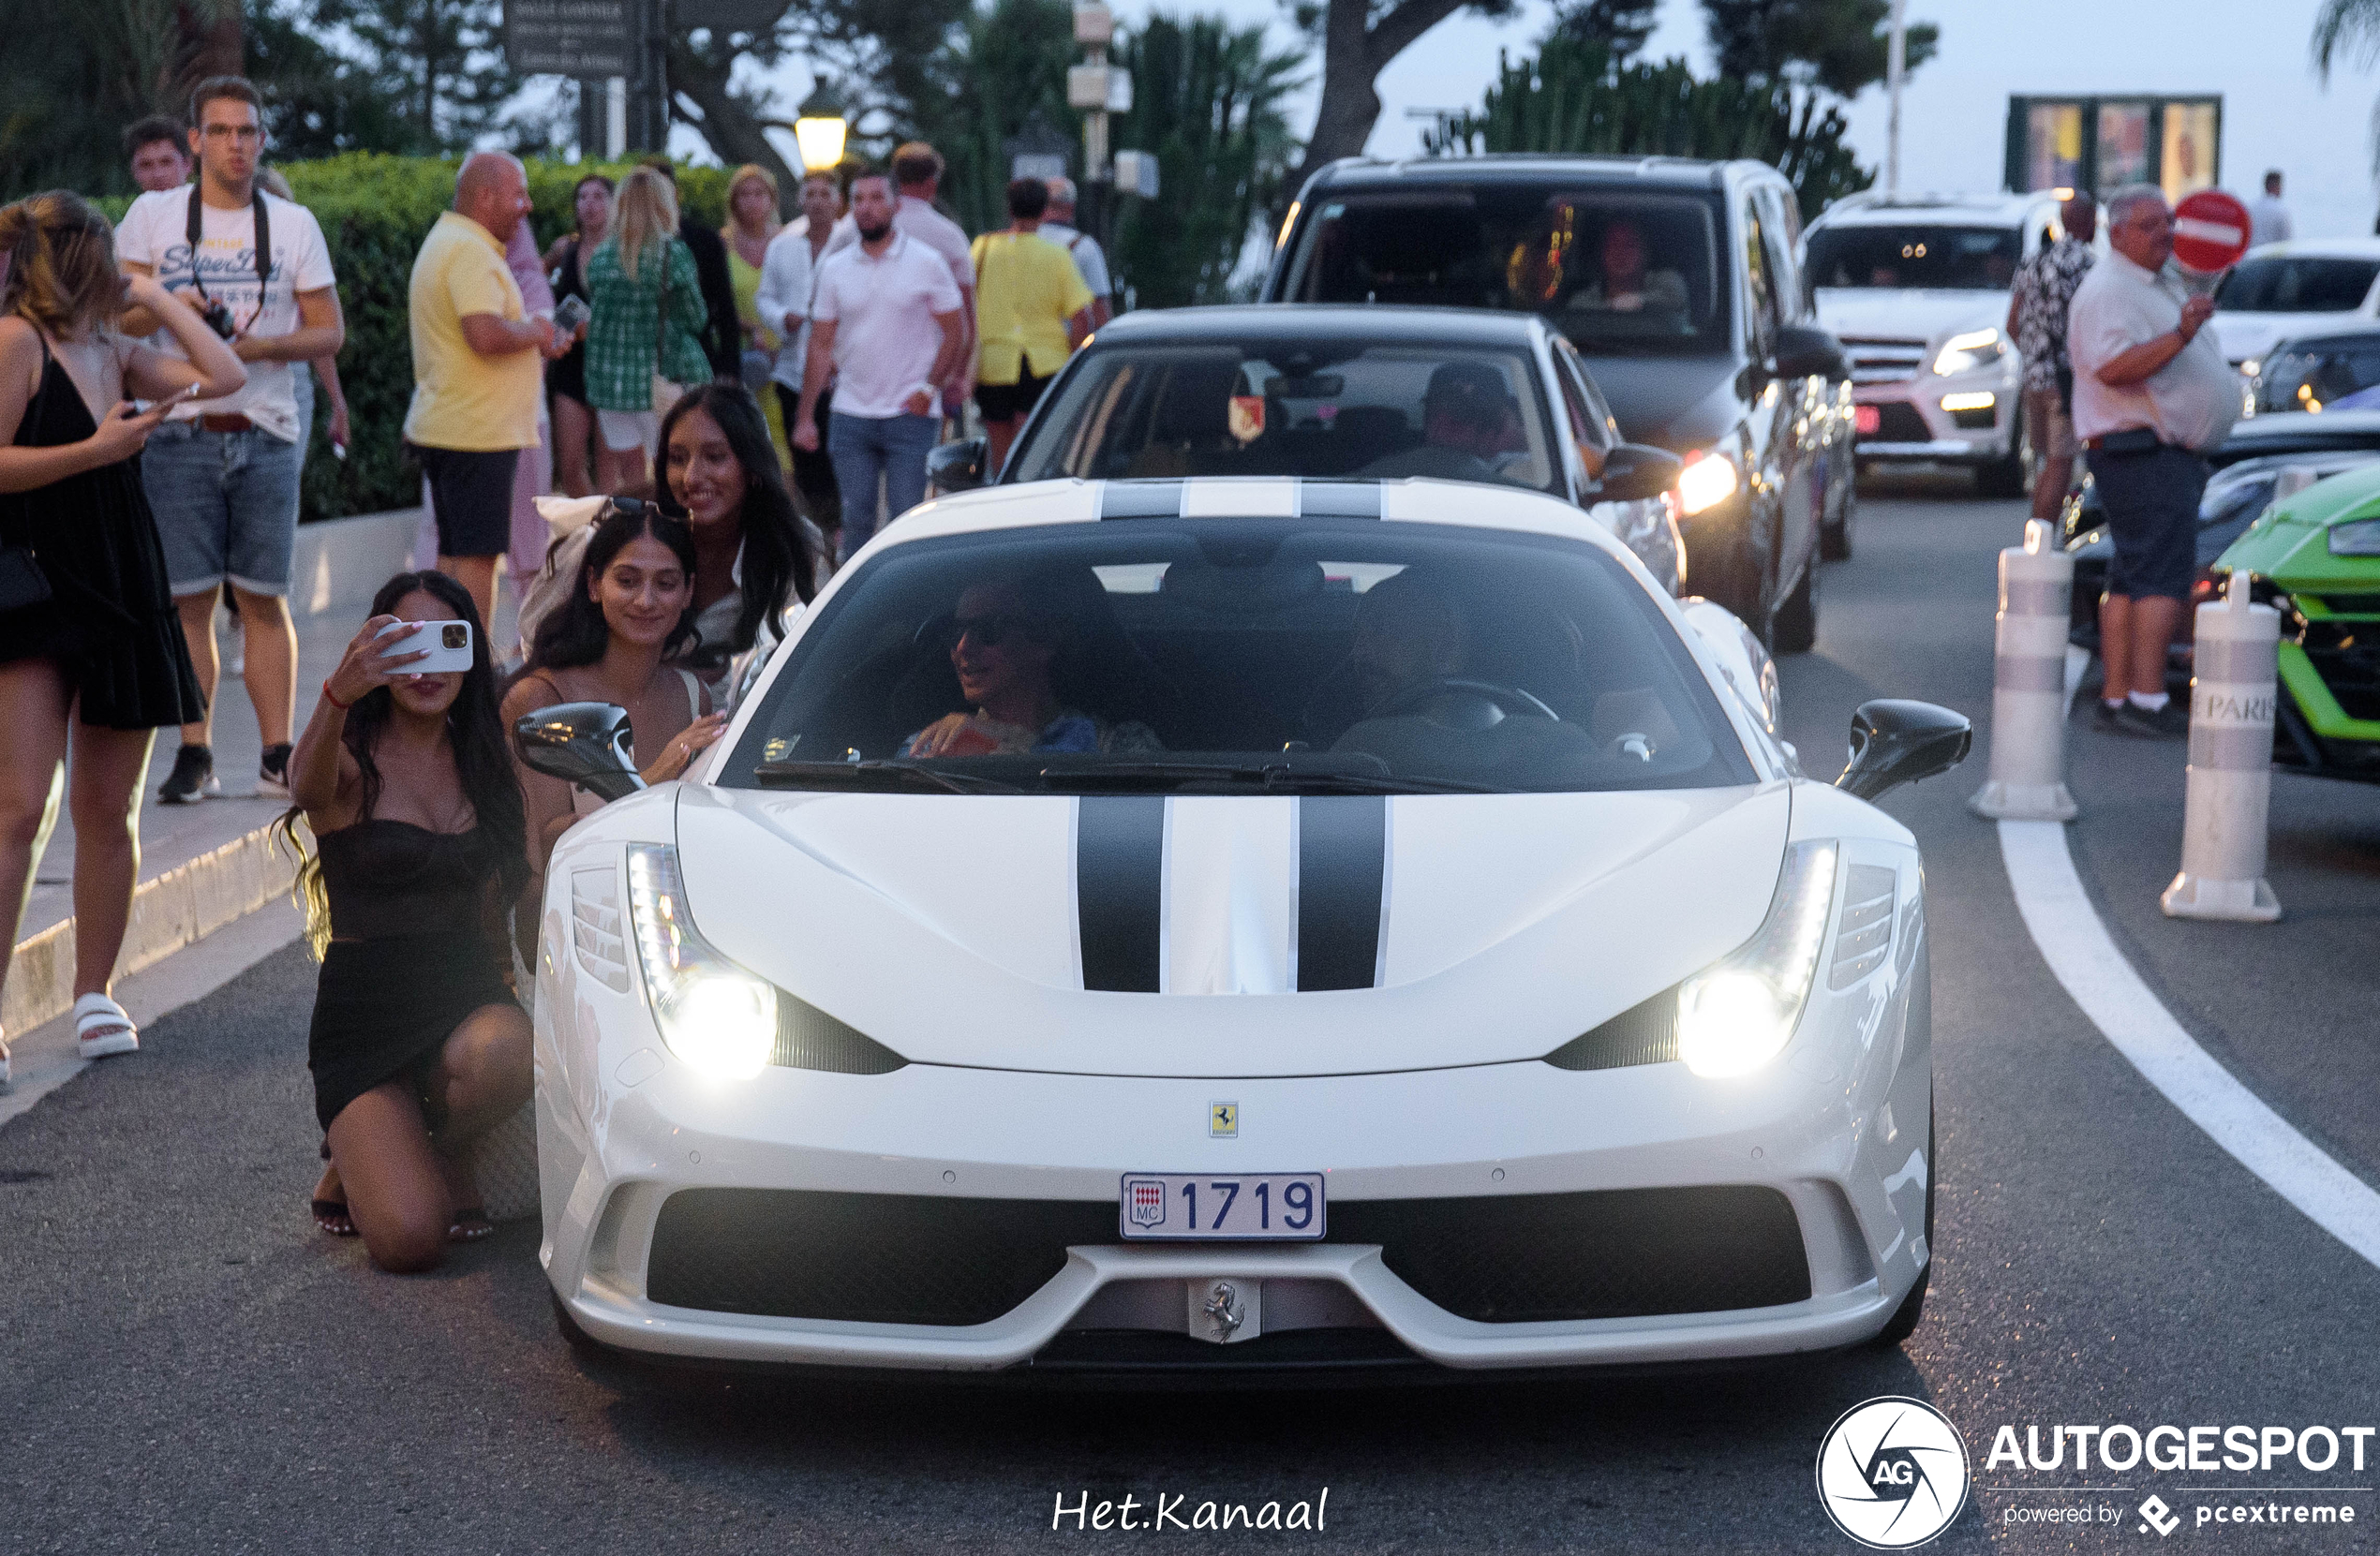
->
[195,296,237,341]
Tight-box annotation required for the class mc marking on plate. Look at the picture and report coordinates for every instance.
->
[1210,1102,1239,1138]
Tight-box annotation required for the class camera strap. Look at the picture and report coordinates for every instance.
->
[184,185,272,321]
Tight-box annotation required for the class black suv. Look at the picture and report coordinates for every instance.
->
[1259,156,1854,650]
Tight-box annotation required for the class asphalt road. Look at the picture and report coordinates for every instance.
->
[6,479,2378,1554]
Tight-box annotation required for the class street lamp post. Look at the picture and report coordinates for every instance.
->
[1068,2,1117,251]
[1885,0,1907,198]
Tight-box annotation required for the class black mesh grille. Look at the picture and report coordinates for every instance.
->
[1867,403,1933,443]
[648,1189,1112,1326]
[646,1185,1807,1328]
[774,995,905,1074]
[1542,988,1678,1070]
[2300,622,2380,721]
[1331,1187,1808,1322]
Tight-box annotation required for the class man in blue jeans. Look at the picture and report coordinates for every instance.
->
[116,76,345,800]
[791,169,965,563]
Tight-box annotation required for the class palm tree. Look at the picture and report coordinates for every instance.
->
[2314,0,2380,170]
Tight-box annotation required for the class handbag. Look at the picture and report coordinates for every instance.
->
[0,334,56,615]
[650,240,698,410]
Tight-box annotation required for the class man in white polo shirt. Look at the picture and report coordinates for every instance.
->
[2068,183,2241,740]
[792,170,965,561]
[820,141,976,419]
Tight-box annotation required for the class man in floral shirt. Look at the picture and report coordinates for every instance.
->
[2006,193,2098,524]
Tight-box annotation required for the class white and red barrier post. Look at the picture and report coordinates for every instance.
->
[2162,571,2283,922]
[1969,520,2079,822]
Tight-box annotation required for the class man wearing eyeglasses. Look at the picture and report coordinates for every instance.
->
[116,75,345,806]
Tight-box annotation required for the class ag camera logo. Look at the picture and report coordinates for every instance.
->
[1817,1397,1971,1549]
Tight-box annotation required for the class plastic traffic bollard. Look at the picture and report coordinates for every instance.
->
[1968,520,2078,821]
[2162,571,2283,921]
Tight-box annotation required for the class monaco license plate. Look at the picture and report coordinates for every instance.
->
[1118,1173,1326,1241]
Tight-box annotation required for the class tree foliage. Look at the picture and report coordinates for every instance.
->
[1422,37,1873,219]
[1545,0,1661,62]
[910,0,1084,237]
[2312,0,2380,174]
[0,0,239,199]
[1702,0,1937,97]
[1110,14,1304,306]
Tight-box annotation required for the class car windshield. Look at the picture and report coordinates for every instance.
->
[2254,340,2380,412]
[721,515,1752,796]
[1007,343,1558,492]
[1805,225,2023,290]
[2216,258,2380,314]
[1278,189,1727,355]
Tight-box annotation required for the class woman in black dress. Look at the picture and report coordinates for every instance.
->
[543,174,613,498]
[0,192,245,1084]
[281,571,531,1272]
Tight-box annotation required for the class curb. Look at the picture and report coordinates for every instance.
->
[3,823,300,1039]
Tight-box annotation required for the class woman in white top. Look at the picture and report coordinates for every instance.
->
[501,503,726,956]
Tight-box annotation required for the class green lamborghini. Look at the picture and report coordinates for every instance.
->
[2215,461,2380,782]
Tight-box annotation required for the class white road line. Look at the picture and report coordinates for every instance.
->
[1998,819,2380,1270]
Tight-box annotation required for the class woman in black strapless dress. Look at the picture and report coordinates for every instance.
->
[0,192,245,1082]
[280,570,531,1273]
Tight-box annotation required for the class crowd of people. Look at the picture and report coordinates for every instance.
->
[0,76,1115,1268]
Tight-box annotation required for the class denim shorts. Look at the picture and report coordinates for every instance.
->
[141,419,303,597]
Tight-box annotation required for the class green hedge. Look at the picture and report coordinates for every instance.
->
[105,156,729,522]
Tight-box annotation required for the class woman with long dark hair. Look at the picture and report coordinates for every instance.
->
[543,174,613,498]
[279,571,530,1272]
[501,503,724,950]
[515,382,820,705]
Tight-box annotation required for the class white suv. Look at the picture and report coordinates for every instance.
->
[1804,192,2068,496]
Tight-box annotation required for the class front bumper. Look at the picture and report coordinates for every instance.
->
[1852,375,2018,465]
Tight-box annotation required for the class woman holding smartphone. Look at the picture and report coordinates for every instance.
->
[281,571,530,1271]
[0,191,244,1083]
[503,502,725,956]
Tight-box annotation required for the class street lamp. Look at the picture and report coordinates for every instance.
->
[793,115,848,173]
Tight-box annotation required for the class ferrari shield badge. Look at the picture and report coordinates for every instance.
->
[1227,395,1265,444]
[1210,1101,1239,1137]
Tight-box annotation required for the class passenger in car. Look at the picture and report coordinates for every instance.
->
[904,575,1164,756]
[1353,362,1531,486]
[1571,220,1688,316]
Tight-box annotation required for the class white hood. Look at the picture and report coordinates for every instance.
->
[1815,288,2005,346]
[674,784,1789,1077]
[2210,310,2367,367]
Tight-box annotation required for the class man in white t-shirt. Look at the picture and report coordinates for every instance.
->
[821,142,976,417]
[793,170,965,562]
[2248,170,2293,249]
[755,170,844,527]
[117,75,346,804]
[1037,177,1113,330]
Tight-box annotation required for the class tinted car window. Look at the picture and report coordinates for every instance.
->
[1805,225,2023,289]
[1009,343,1558,492]
[723,518,1752,795]
[2216,259,2380,314]
[2255,341,2380,412]
[1281,189,1728,355]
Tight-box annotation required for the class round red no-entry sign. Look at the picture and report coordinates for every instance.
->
[2172,189,2252,274]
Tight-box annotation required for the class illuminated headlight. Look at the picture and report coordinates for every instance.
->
[2330,517,2380,556]
[1677,841,1838,1077]
[626,842,777,1079]
[1931,327,2003,377]
[1677,449,1742,516]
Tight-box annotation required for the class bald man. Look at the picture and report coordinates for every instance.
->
[401,151,567,623]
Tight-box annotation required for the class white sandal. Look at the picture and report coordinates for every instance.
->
[74,993,139,1060]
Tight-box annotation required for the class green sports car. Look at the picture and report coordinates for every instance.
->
[2215,461,2380,782]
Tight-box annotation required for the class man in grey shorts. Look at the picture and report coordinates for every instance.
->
[2067,185,2241,740]
[115,76,345,801]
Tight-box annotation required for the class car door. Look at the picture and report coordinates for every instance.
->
[1759,181,1838,559]
[1737,188,1797,612]
[1549,336,1680,592]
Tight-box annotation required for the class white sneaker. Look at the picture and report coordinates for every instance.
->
[74,993,139,1060]
[1,1030,11,1087]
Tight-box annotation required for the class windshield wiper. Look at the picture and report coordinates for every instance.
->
[1049,761,1495,795]
[752,759,1026,794]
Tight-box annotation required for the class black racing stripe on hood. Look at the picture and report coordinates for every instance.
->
[1296,795,1386,991]
[1077,796,1166,991]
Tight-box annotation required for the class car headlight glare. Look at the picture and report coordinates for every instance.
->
[1677,840,1838,1077]
[626,842,777,1079]
[1677,450,1741,516]
[1931,327,2003,377]
[2329,517,2380,556]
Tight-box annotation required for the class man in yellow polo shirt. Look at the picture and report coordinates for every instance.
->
[969,178,1094,471]
[403,152,564,623]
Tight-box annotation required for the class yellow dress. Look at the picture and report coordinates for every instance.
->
[726,238,791,470]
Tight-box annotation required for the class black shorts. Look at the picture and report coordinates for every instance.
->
[2085,442,2208,601]
[974,366,1050,422]
[409,444,519,560]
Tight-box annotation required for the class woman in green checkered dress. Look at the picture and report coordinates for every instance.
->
[584,166,712,488]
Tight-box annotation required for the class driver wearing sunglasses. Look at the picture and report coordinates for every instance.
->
[903,578,1161,758]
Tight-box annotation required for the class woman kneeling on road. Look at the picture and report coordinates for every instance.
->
[278,572,531,1271]
[503,502,726,956]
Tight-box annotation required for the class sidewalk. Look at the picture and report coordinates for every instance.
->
[3,508,522,1042]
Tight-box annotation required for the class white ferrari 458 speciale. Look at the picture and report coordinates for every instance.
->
[519,475,1969,1379]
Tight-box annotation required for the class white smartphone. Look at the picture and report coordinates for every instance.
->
[378,618,474,674]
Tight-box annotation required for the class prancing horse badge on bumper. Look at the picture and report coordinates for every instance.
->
[1210,1102,1238,1137]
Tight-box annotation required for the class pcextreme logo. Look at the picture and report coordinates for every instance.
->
[1817,1397,1971,1549]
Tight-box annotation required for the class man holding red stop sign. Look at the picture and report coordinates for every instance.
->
[2067,185,2246,740]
